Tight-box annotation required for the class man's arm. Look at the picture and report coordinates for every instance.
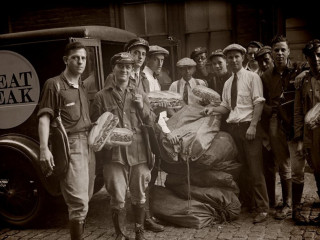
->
[246,101,264,140]
[38,113,54,176]
[201,105,229,115]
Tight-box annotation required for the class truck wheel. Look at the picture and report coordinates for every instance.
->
[0,147,47,227]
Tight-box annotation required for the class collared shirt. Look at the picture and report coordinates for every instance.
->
[168,77,207,105]
[37,72,91,133]
[143,66,161,92]
[221,67,265,123]
[90,79,155,167]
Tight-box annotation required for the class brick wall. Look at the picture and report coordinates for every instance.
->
[8,6,115,33]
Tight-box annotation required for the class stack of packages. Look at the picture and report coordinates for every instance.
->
[151,101,242,229]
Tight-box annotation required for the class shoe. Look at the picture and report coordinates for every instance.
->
[144,217,164,232]
[274,204,292,220]
[253,212,268,223]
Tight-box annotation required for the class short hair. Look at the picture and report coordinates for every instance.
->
[270,35,289,48]
[303,39,320,57]
[64,41,87,56]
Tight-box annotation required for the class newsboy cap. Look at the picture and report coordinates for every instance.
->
[124,37,149,52]
[255,46,272,58]
[110,52,135,66]
[190,47,208,60]
[209,49,225,60]
[176,57,197,67]
[223,44,247,55]
[247,41,263,49]
[148,45,169,56]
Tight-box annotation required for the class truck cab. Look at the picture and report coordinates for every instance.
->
[0,25,136,226]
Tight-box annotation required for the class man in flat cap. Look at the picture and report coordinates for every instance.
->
[261,35,308,222]
[91,52,155,240]
[256,46,274,76]
[244,41,263,74]
[207,49,232,131]
[104,37,151,94]
[255,45,277,210]
[169,57,207,106]
[190,46,212,84]
[202,43,269,223]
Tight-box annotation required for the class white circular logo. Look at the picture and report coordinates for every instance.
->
[0,51,40,129]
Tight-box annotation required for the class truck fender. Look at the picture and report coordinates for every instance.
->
[0,134,61,197]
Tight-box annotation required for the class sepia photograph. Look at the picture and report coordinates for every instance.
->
[0,1,319,239]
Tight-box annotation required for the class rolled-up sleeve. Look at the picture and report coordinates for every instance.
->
[37,78,59,119]
[251,74,265,105]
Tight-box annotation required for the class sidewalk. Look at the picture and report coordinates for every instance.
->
[0,172,320,240]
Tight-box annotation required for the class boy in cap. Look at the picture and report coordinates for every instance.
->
[293,39,320,224]
[143,45,169,92]
[169,57,207,106]
[255,46,274,76]
[91,52,155,240]
[202,43,269,223]
[190,46,212,84]
[104,37,150,94]
[244,41,263,73]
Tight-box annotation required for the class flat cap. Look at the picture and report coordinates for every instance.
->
[248,41,263,49]
[148,45,169,56]
[255,46,272,58]
[110,52,135,66]
[223,43,247,55]
[176,57,197,67]
[124,37,149,52]
[190,47,208,60]
[209,49,225,60]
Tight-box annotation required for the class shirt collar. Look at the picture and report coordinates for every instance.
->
[61,72,81,89]
[144,66,155,77]
[106,76,135,93]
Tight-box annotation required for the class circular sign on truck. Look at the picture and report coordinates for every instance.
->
[0,51,40,129]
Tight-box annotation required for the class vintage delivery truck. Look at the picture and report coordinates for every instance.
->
[0,25,137,227]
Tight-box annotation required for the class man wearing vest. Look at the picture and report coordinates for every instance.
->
[169,57,207,106]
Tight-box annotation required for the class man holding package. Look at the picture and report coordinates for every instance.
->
[90,52,155,240]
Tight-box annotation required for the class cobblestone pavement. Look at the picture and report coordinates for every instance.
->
[1,172,320,240]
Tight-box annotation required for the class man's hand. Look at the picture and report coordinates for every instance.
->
[200,106,215,116]
[165,132,180,145]
[246,125,257,140]
[134,93,144,110]
[297,141,304,156]
[39,146,54,177]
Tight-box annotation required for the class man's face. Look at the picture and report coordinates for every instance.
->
[147,54,165,74]
[247,46,259,62]
[306,46,320,75]
[194,53,207,69]
[179,66,196,81]
[257,53,274,72]
[129,46,147,68]
[113,63,133,83]
[211,56,228,76]
[64,48,87,75]
[226,50,244,73]
[272,41,290,67]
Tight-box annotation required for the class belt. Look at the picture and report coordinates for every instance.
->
[67,131,89,137]
[227,121,251,126]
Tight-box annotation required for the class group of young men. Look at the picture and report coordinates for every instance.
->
[36,34,320,240]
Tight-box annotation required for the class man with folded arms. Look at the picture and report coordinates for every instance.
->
[202,43,269,223]
[91,52,155,240]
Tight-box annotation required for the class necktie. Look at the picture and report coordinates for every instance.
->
[183,81,190,105]
[231,73,238,110]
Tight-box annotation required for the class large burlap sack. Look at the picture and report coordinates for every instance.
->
[151,186,218,229]
[165,170,239,192]
[161,104,221,162]
[165,183,241,222]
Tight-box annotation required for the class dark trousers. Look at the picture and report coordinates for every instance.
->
[227,122,269,212]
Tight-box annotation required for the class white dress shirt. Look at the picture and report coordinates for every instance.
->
[143,66,161,92]
[220,67,265,123]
